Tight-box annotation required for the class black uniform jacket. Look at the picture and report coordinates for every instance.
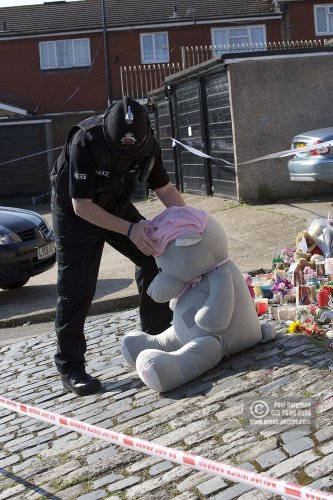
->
[51,115,169,216]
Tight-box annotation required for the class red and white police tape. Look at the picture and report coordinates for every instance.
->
[171,137,333,166]
[0,396,332,500]
[0,146,63,166]
[3,137,333,168]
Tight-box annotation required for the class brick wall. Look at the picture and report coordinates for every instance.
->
[0,35,110,115]
[0,19,282,116]
[288,0,333,41]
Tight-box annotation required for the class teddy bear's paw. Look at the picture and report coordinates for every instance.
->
[136,349,166,392]
[121,330,153,368]
[259,321,277,343]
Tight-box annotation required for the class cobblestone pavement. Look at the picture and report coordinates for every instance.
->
[0,310,333,500]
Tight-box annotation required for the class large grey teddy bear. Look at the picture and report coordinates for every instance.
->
[121,206,276,392]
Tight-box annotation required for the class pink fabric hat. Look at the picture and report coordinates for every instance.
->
[143,206,209,256]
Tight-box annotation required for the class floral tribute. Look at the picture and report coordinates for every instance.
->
[287,303,331,337]
[272,278,293,296]
[287,318,326,336]
[244,217,333,347]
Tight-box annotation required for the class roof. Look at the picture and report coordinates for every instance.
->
[161,47,333,86]
[0,92,36,115]
[0,0,281,39]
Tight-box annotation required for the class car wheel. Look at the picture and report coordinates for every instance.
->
[0,278,30,290]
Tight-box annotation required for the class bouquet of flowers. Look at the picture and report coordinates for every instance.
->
[272,278,293,297]
[307,303,332,324]
[288,318,326,336]
[281,247,295,265]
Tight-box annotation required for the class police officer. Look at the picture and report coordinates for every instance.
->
[51,96,185,396]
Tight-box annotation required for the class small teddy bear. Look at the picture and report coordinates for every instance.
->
[273,262,287,282]
[294,230,323,270]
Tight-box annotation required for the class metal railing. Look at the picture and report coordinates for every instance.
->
[120,63,182,101]
[181,39,323,67]
[120,39,324,100]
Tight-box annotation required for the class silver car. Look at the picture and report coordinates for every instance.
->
[288,127,333,183]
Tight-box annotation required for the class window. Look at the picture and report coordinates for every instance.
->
[314,4,333,34]
[140,32,169,63]
[212,26,266,54]
[39,38,91,70]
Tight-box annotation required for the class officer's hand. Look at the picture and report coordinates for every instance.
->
[129,221,158,256]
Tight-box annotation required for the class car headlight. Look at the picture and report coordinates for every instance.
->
[0,226,22,245]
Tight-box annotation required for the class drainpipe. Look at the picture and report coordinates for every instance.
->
[279,1,291,42]
[101,0,113,106]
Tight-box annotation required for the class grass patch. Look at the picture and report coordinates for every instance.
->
[110,491,127,499]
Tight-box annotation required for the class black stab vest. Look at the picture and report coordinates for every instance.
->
[50,115,155,215]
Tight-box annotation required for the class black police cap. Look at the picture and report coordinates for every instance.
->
[102,96,151,159]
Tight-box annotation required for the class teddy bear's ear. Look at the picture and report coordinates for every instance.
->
[176,231,202,247]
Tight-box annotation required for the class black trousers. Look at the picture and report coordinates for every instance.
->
[51,202,172,374]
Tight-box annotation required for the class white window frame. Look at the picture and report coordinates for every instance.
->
[211,25,267,54]
[314,4,333,35]
[39,38,91,70]
[140,32,169,63]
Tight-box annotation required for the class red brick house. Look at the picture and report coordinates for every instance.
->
[1,0,332,115]
[0,0,284,116]
[0,0,331,199]
[281,0,333,41]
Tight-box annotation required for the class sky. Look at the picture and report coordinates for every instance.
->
[0,0,83,6]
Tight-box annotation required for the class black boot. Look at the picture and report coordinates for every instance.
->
[60,369,101,396]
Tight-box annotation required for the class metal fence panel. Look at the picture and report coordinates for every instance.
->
[204,71,237,199]
[0,123,48,199]
[175,81,207,195]
[154,98,177,187]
